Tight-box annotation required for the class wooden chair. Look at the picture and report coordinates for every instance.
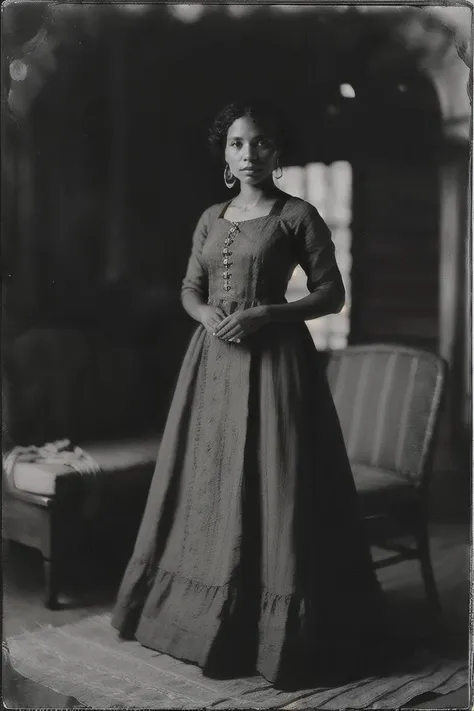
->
[326,344,447,614]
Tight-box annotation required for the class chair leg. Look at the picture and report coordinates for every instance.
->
[43,557,60,610]
[415,520,442,616]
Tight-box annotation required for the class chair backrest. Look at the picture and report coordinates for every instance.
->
[326,344,447,485]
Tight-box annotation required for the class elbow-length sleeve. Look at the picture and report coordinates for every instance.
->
[181,207,212,301]
[293,202,345,312]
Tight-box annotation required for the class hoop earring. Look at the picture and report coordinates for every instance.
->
[273,161,283,180]
[224,164,236,189]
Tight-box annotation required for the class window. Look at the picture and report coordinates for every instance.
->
[280,161,352,350]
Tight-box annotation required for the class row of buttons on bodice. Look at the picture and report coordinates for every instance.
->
[222,222,240,292]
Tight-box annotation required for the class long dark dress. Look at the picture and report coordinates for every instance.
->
[111,195,387,687]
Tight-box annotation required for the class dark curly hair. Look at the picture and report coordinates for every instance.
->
[208,100,288,163]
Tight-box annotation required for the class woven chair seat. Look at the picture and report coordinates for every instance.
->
[352,463,416,515]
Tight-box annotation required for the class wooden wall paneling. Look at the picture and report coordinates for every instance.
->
[350,155,440,351]
[437,141,470,487]
[104,20,128,285]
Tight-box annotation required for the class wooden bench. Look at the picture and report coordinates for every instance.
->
[3,435,160,609]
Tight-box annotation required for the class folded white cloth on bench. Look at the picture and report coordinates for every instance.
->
[3,439,101,485]
[3,440,102,517]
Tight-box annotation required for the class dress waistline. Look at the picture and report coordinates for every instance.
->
[207,296,287,312]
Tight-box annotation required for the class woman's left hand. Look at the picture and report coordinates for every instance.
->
[212,306,271,343]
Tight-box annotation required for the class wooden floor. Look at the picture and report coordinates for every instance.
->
[3,522,470,709]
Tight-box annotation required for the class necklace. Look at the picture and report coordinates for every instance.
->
[231,196,263,212]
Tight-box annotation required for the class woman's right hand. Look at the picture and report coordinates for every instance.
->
[198,305,226,335]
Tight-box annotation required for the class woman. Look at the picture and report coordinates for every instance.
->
[112,101,389,688]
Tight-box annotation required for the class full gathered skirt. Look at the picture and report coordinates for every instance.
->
[111,322,386,686]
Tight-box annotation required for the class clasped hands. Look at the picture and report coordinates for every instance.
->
[198,305,270,344]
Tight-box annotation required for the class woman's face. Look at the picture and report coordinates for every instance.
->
[224,116,279,186]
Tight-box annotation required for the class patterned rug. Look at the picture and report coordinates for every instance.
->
[7,614,468,709]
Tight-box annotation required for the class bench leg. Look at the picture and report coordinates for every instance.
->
[43,557,60,610]
[41,506,63,610]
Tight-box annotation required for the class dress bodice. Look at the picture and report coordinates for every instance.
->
[182,195,344,314]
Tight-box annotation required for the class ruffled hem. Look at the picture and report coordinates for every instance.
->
[112,562,389,686]
[112,566,307,683]
[135,569,231,669]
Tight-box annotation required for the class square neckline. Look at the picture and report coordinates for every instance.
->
[219,194,290,224]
